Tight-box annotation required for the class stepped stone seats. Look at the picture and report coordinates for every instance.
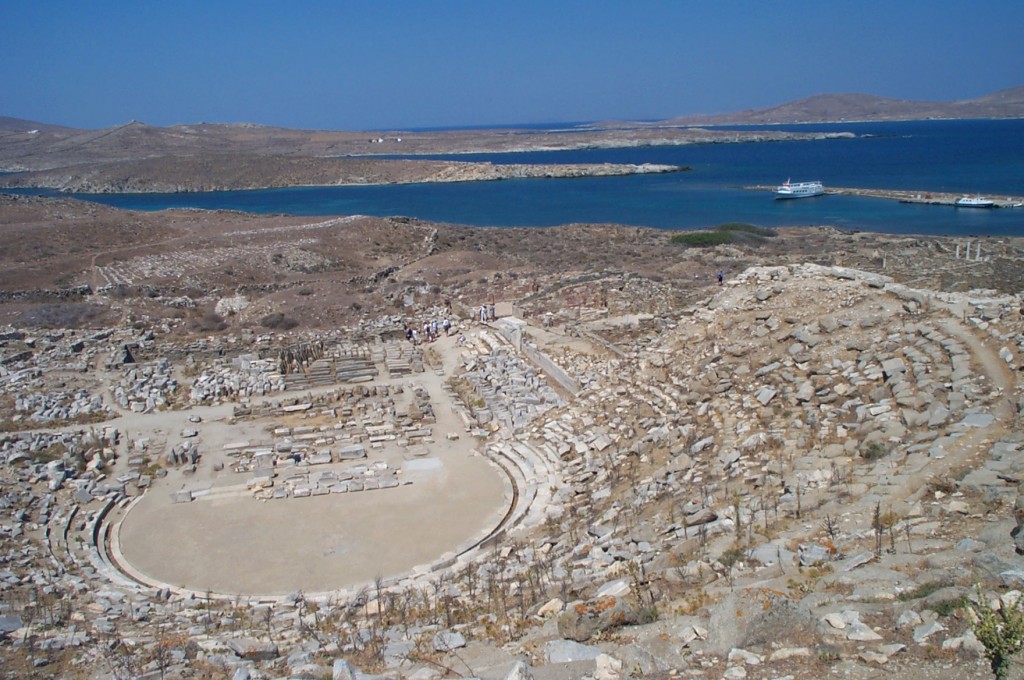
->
[278,343,379,390]
[384,342,423,377]
[306,358,336,386]
[331,344,378,383]
[284,371,311,390]
[335,356,376,383]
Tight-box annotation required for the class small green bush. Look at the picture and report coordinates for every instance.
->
[896,580,950,602]
[815,645,842,666]
[933,595,970,617]
[861,442,887,461]
[714,223,777,237]
[970,586,1024,680]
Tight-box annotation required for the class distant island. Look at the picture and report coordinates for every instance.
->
[657,86,1024,126]
[0,86,1020,193]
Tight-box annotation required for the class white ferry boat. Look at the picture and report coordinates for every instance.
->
[774,179,825,199]
[954,195,995,208]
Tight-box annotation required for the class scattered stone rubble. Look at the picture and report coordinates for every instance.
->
[112,359,180,412]
[190,354,287,403]
[0,261,1022,678]
[456,330,564,434]
[13,389,112,424]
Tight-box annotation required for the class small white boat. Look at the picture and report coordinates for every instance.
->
[774,179,824,199]
[954,195,995,208]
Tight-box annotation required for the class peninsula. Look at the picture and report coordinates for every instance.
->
[0,156,684,194]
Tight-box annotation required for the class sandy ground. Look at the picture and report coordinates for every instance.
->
[113,328,510,596]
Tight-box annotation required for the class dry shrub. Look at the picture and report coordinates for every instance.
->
[260,312,299,330]
[14,303,109,329]
[193,310,227,332]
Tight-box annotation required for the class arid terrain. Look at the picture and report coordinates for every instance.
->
[0,190,1023,679]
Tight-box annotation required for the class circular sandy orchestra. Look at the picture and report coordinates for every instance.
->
[97,325,562,601]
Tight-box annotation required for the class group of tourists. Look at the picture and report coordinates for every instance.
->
[403,317,453,345]
[402,301,497,346]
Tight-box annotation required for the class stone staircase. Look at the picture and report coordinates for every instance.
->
[383,342,423,378]
[284,346,379,390]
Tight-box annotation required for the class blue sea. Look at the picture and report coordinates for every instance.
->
[6,119,1024,236]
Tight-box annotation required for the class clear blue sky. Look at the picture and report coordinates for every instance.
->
[4,0,1022,131]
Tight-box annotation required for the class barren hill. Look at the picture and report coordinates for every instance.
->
[665,86,1024,125]
[0,118,847,173]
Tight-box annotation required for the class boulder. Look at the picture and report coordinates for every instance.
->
[503,660,534,680]
[545,639,602,664]
[432,630,466,652]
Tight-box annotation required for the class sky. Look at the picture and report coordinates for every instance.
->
[3,0,1023,131]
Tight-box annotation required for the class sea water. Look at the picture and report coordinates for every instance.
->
[6,119,1024,236]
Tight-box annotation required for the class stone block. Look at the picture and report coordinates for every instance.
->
[226,638,279,661]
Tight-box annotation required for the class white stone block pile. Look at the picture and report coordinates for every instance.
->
[15,389,113,424]
[190,355,286,403]
[112,359,178,412]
